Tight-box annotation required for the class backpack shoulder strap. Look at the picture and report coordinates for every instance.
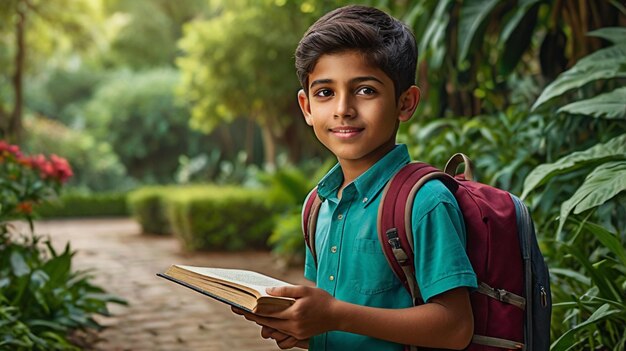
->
[377,162,458,304]
[302,187,322,265]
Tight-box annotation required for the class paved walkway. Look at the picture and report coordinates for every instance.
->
[31,218,307,351]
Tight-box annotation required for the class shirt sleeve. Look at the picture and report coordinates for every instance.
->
[411,180,477,302]
[304,241,317,282]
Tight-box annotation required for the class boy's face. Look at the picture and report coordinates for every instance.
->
[298,50,419,170]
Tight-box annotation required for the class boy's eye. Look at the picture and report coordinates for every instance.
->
[314,89,333,97]
[356,87,376,95]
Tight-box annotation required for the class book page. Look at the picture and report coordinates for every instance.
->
[176,265,292,296]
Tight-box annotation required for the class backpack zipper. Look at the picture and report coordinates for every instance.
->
[540,285,548,307]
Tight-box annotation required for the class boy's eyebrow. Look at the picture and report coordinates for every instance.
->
[309,76,385,89]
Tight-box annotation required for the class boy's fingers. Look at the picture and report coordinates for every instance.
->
[266,285,308,298]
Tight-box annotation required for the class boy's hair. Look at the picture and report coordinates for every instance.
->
[295,5,417,100]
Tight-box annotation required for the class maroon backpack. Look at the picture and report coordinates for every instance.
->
[302,153,551,350]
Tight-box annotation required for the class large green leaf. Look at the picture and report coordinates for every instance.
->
[551,303,621,351]
[498,0,540,75]
[558,87,626,119]
[532,43,626,110]
[557,161,626,233]
[522,134,626,199]
[457,0,500,64]
[420,0,454,70]
[581,221,626,268]
[587,27,626,44]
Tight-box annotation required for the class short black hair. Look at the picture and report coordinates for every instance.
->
[295,5,417,100]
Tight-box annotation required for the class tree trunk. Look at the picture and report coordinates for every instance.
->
[245,118,255,164]
[8,1,26,144]
[259,123,277,172]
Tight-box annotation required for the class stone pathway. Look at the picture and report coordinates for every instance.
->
[31,218,307,351]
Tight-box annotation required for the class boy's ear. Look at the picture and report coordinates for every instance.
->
[297,89,314,126]
[397,85,420,122]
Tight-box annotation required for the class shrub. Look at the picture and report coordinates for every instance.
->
[37,192,129,218]
[127,186,171,235]
[165,186,276,251]
[0,140,125,349]
[23,115,131,192]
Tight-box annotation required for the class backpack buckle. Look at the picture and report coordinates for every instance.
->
[385,228,401,249]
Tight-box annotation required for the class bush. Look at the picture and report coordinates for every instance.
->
[23,115,131,192]
[127,187,171,235]
[166,186,276,251]
[0,140,125,350]
[37,192,129,218]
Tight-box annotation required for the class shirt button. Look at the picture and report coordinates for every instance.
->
[362,197,368,203]
[330,246,337,253]
[329,275,335,281]
[337,214,343,220]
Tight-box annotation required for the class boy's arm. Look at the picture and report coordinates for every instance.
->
[236,284,473,350]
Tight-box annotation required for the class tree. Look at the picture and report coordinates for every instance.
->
[177,0,341,169]
[0,0,104,143]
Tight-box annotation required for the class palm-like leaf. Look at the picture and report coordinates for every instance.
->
[587,27,626,44]
[522,134,626,199]
[558,161,626,234]
[532,43,626,110]
[457,0,500,64]
[558,87,626,119]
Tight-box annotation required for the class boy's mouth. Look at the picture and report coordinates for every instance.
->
[330,127,364,138]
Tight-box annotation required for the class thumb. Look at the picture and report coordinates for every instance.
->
[266,285,308,298]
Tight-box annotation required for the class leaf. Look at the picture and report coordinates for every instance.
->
[521,134,626,199]
[420,0,454,70]
[550,268,592,286]
[557,161,626,233]
[532,43,626,110]
[587,27,626,44]
[10,252,30,277]
[498,0,540,75]
[457,0,501,65]
[551,304,620,351]
[580,221,626,268]
[558,87,626,119]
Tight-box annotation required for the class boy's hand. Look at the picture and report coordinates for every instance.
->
[261,326,309,349]
[233,285,338,341]
[231,307,310,349]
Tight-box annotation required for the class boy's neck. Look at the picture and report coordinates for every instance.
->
[336,143,397,198]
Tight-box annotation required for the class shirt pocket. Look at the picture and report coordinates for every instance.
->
[351,238,400,295]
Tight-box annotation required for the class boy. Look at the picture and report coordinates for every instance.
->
[234,5,477,350]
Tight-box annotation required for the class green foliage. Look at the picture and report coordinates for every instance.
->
[549,221,626,350]
[37,191,129,218]
[261,160,334,264]
[558,87,626,119]
[532,43,626,110]
[23,115,130,192]
[165,186,277,251]
[177,0,339,167]
[0,142,124,350]
[102,0,208,68]
[83,68,212,183]
[127,186,171,235]
[0,231,126,350]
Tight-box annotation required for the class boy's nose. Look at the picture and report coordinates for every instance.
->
[333,95,356,119]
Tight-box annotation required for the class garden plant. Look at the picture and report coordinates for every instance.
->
[0,141,125,350]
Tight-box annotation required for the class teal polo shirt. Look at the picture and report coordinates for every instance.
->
[303,144,477,351]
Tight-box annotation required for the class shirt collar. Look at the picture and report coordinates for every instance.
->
[316,144,411,207]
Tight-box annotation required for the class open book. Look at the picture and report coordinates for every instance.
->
[157,265,295,313]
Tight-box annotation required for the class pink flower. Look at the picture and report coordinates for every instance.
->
[0,140,22,158]
[49,154,73,183]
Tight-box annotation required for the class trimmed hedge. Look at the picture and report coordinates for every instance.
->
[37,192,129,218]
[127,186,171,235]
[128,185,277,251]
